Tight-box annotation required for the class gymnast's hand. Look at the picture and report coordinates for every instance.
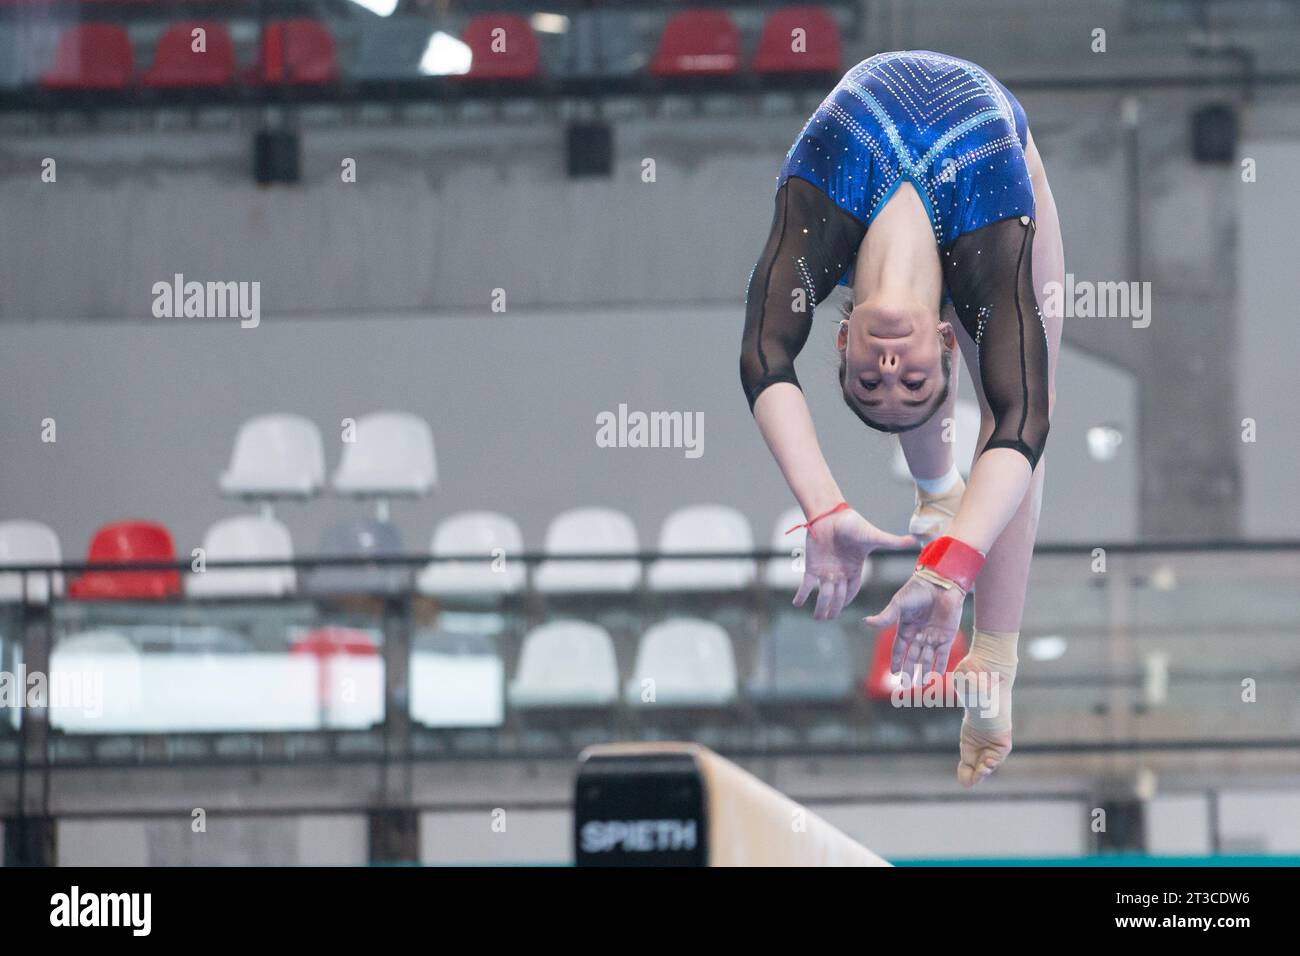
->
[792,509,915,620]
[864,573,966,677]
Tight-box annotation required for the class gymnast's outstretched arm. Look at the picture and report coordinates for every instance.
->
[965,133,1064,634]
[865,207,1054,663]
[742,178,914,619]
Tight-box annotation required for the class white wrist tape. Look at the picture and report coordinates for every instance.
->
[953,628,1019,733]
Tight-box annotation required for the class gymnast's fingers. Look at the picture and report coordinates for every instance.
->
[813,577,836,619]
[867,528,918,552]
[793,573,815,608]
[864,594,900,631]
[933,640,954,677]
[844,569,864,609]
[918,641,937,679]
[902,635,925,675]
[827,577,848,619]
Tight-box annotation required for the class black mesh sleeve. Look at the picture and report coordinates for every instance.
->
[740,176,866,410]
[941,216,1050,469]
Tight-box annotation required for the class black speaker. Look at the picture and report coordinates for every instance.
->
[254,129,301,185]
[1191,104,1237,164]
[566,122,613,178]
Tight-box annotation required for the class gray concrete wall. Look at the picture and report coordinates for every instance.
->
[1237,139,1300,539]
[56,814,368,866]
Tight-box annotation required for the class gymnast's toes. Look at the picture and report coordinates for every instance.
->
[957,722,1013,788]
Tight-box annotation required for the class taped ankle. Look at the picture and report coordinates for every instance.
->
[954,628,1019,732]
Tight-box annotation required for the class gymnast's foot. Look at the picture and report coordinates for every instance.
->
[909,475,966,542]
[951,629,1018,787]
[957,718,1013,788]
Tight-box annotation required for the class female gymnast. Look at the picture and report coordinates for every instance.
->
[740,50,1064,786]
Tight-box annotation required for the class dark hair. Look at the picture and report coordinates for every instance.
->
[838,344,952,434]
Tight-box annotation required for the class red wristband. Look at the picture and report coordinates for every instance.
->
[916,535,986,592]
[785,501,850,540]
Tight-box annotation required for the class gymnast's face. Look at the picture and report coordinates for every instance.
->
[837,302,955,431]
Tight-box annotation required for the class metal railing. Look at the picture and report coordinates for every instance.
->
[0,541,1296,757]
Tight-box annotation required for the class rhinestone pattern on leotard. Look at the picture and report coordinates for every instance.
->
[778,50,1036,286]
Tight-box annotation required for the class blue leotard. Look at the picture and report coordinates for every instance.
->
[740,51,1050,468]
[780,50,1034,283]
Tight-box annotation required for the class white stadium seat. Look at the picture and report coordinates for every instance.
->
[647,504,756,591]
[186,514,296,598]
[49,631,144,731]
[534,507,641,593]
[410,632,504,728]
[509,620,619,708]
[333,410,437,497]
[625,618,737,706]
[764,506,806,590]
[0,520,63,603]
[220,413,326,498]
[417,511,526,596]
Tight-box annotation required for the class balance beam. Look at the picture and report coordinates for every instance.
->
[573,742,891,867]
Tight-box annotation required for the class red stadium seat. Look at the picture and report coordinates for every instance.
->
[650,10,740,78]
[458,14,541,81]
[292,627,380,710]
[754,6,842,75]
[259,19,338,86]
[864,625,968,701]
[68,521,181,600]
[39,24,134,91]
[141,21,235,88]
